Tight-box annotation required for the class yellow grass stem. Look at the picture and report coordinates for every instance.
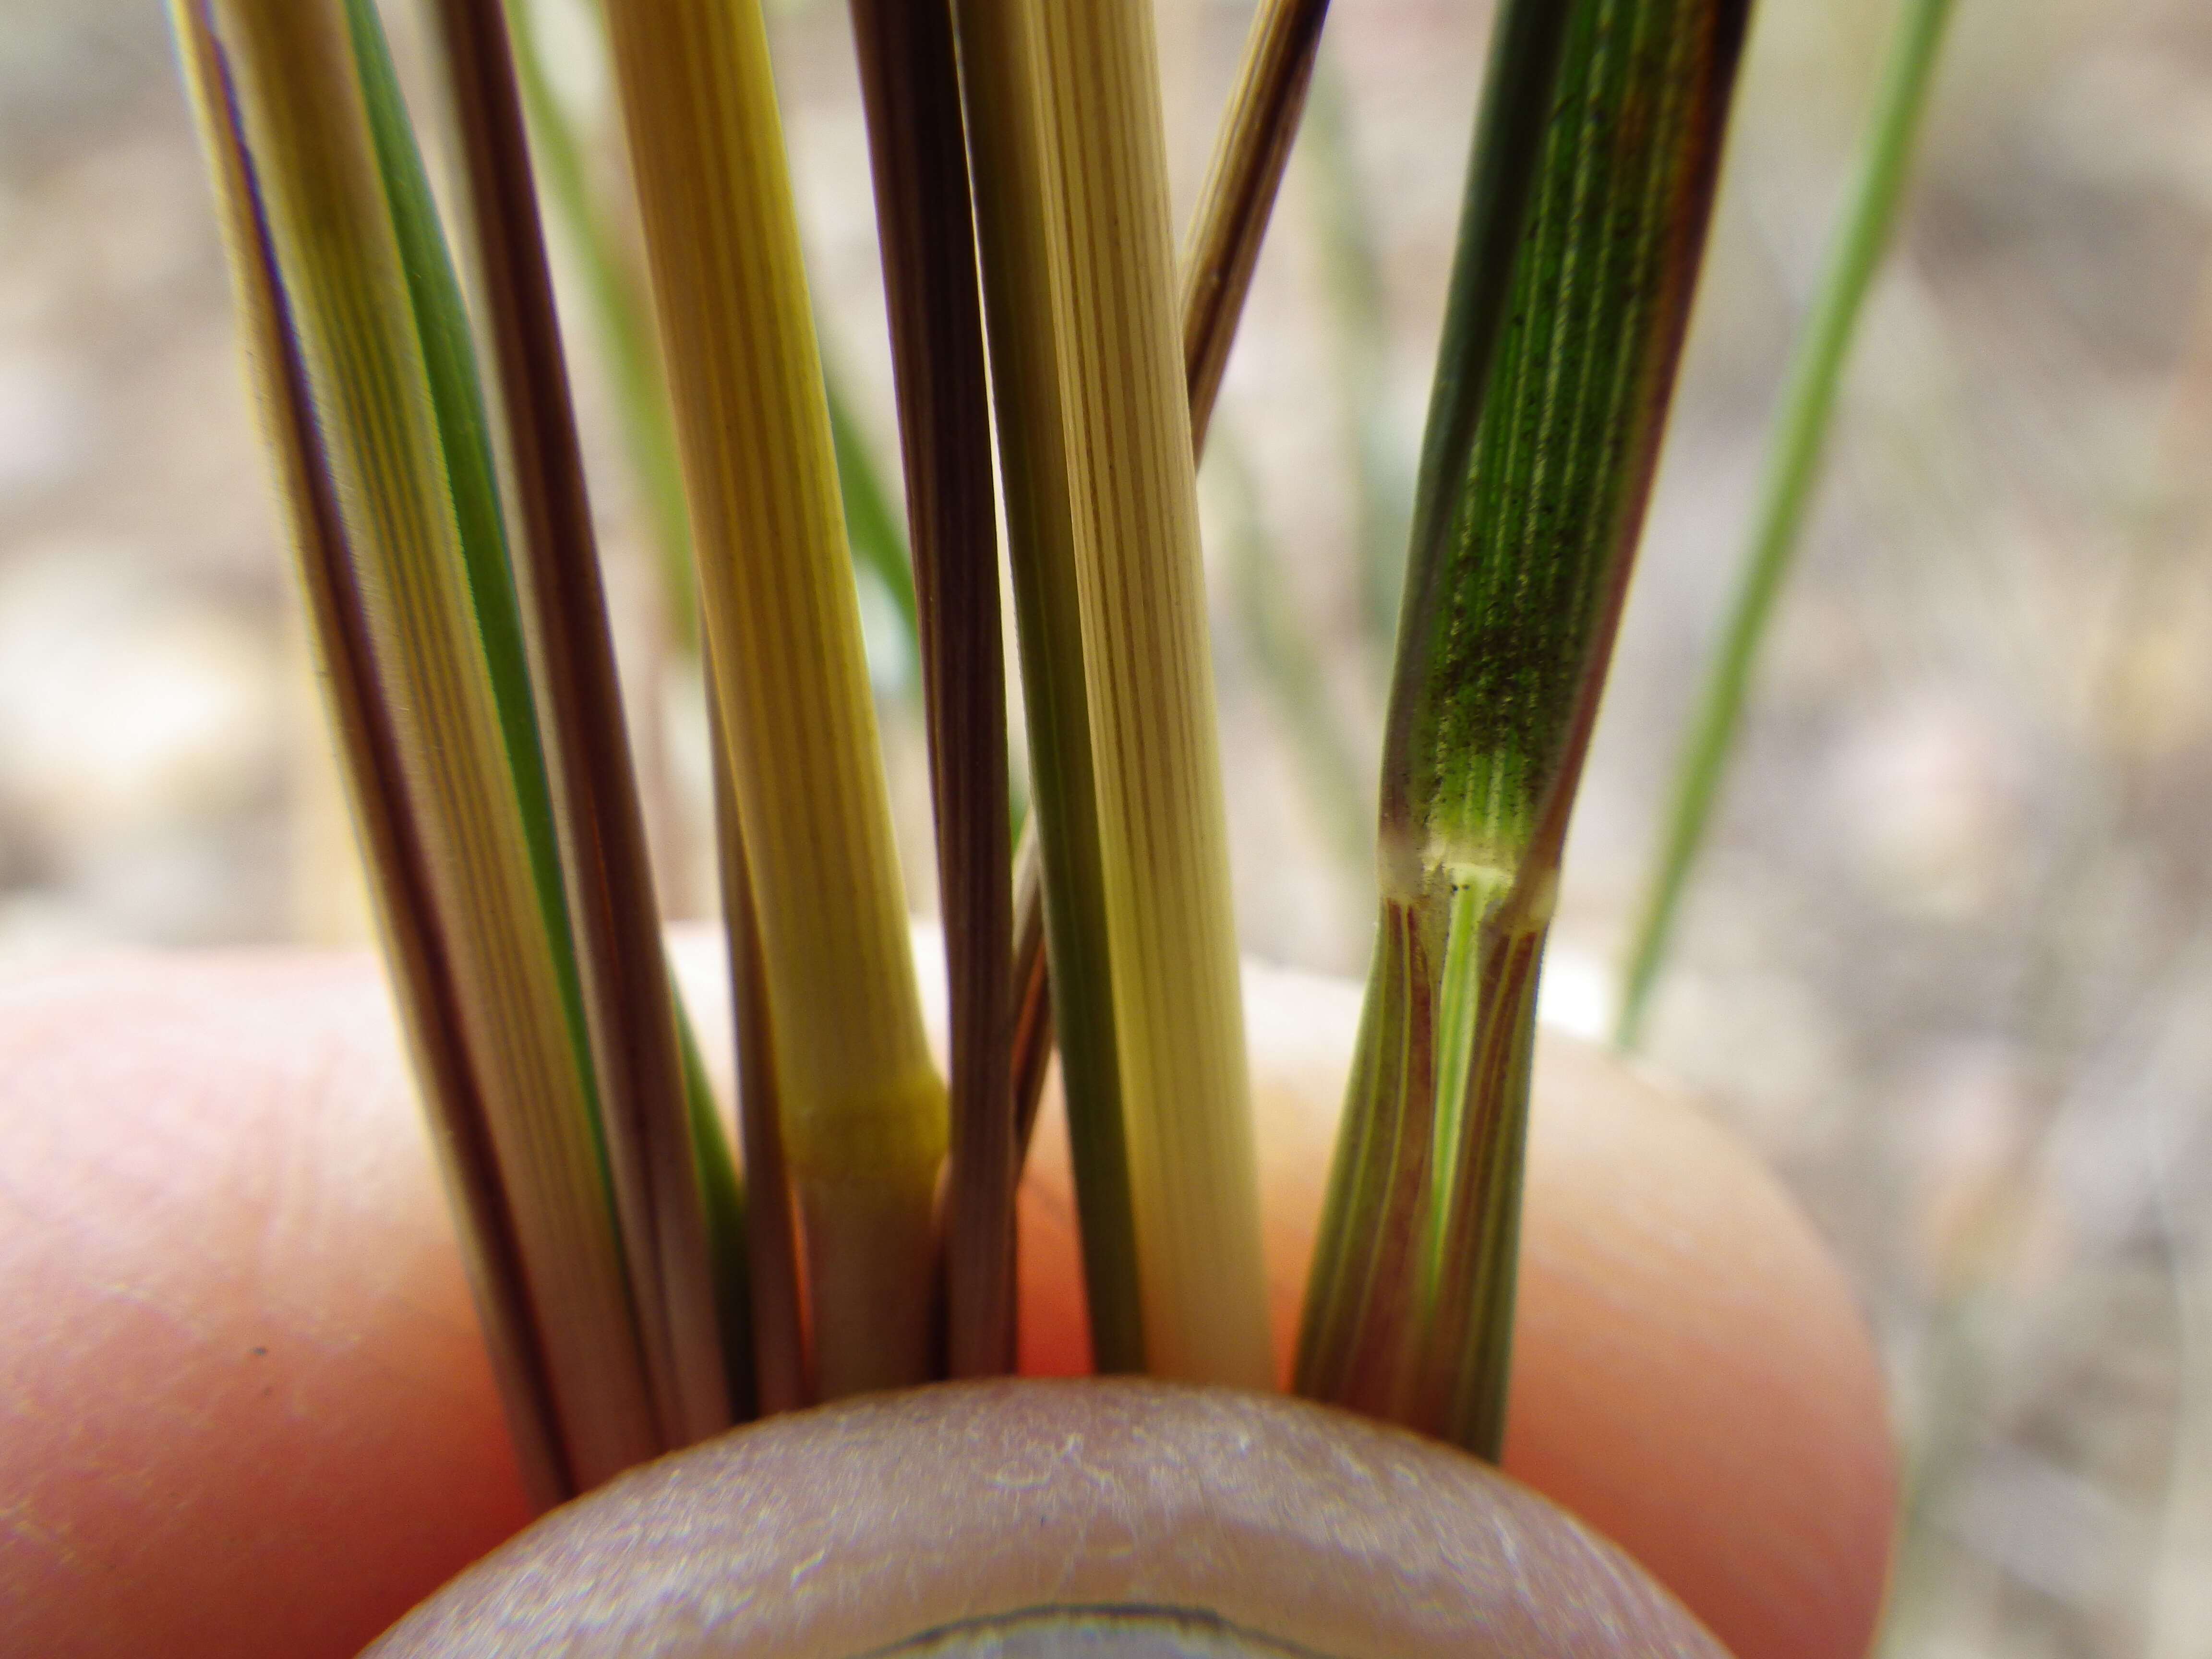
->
[192,0,659,1486]
[997,0,1332,1312]
[1033,0,1273,1388]
[598,0,944,1398]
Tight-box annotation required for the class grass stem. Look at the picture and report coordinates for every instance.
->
[170,0,573,1504]
[1032,0,1273,1389]
[599,0,943,1398]
[1299,0,1753,1455]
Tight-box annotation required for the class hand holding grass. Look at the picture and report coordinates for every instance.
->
[0,946,1892,1659]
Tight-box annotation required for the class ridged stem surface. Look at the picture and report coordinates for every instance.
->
[600,0,946,1397]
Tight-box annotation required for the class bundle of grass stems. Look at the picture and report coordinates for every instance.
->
[168,0,1935,1546]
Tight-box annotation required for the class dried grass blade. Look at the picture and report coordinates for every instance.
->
[1180,0,1332,451]
[1003,0,1332,1195]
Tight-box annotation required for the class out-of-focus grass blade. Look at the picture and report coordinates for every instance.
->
[1304,57,1410,657]
[826,366,920,649]
[190,0,661,1489]
[418,0,734,1445]
[1616,0,1958,1051]
[1297,0,1755,1458]
[600,0,945,1400]
[1210,426,1370,876]
[1180,0,1331,452]
[170,0,571,1506]
[502,0,697,645]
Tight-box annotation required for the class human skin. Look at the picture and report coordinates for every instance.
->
[0,943,1894,1659]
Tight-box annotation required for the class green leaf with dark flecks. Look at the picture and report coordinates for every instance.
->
[1299,0,1755,1459]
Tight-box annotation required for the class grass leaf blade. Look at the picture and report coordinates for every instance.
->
[1616,0,1958,1050]
[1033,0,1274,1389]
[170,0,572,1504]
[848,0,1015,1378]
[954,0,1145,1374]
[1179,0,1332,451]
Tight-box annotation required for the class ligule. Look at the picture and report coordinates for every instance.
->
[1299,0,1754,1457]
[598,0,944,1400]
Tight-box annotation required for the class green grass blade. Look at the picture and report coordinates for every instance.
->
[1298,0,1755,1457]
[1615,0,1958,1051]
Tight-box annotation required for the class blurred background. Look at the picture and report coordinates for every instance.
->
[5,0,2212,1651]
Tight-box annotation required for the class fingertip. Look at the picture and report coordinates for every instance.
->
[0,952,532,1659]
[1504,1033,1897,1659]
